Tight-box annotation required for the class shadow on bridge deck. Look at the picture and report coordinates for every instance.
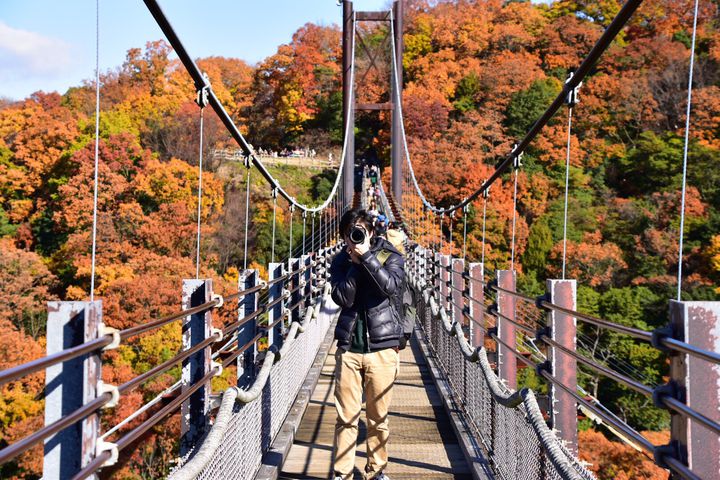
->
[280,338,472,479]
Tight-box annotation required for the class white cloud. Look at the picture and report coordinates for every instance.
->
[0,21,75,82]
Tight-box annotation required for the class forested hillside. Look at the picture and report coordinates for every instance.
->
[1,0,718,478]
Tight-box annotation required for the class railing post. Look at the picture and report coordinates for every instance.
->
[301,254,313,312]
[668,300,720,478]
[237,270,259,388]
[268,263,286,350]
[547,279,578,454]
[469,263,484,348]
[289,257,302,323]
[451,257,465,328]
[440,254,451,313]
[434,252,442,301]
[43,301,102,480]
[496,270,517,390]
[181,279,213,456]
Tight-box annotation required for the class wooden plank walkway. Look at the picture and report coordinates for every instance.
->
[280,338,472,479]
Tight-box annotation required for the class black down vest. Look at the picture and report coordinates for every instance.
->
[330,238,405,351]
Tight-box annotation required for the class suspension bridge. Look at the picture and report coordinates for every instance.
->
[1,0,719,479]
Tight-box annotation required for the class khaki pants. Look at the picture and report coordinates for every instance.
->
[333,348,400,479]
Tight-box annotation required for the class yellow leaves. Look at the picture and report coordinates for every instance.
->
[278,86,310,133]
[134,158,224,219]
[708,235,720,289]
[249,261,268,280]
[223,266,240,285]
[7,199,33,223]
[136,322,182,372]
[65,285,87,301]
[0,385,44,425]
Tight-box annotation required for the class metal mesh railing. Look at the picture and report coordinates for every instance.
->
[169,285,336,479]
[410,271,596,480]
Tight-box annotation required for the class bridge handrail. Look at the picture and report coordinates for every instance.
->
[0,238,339,473]
[0,392,113,465]
[412,245,719,480]
[168,284,329,480]
[493,274,720,443]
[0,335,112,387]
[412,274,594,480]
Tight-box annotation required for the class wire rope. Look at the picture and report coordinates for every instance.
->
[195,83,208,279]
[90,0,101,301]
[562,108,573,279]
[243,166,251,269]
[288,204,294,258]
[271,188,277,263]
[462,206,468,262]
[676,0,700,300]
[510,158,520,271]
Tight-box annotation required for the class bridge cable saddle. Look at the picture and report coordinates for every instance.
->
[535,325,551,343]
[99,322,120,350]
[96,440,119,467]
[651,380,683,410]
[652,441,681,470]
[195,85,209,109]
[98,380,120,408]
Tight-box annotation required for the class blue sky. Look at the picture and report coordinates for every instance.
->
[0,0,389,101]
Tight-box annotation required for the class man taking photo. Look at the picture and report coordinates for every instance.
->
[329,208,405,480]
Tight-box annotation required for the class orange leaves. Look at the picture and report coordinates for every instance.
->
[548,232,627,288]
[579,429,669,480]
[0,238,58,337]
[689,86,720,150]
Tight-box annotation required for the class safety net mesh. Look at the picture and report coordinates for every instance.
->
[413,274,596,480]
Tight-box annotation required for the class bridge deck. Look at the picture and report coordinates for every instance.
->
[280,338,472,479]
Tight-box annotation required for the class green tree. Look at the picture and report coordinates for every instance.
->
[453,73,482,113]
[522,218,553,276]
[505,77,562,137]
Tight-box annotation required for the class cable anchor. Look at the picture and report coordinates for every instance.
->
[195,72,210,108]
[565,71,582,107]
[482,181,491,199]
[511,144,523,170]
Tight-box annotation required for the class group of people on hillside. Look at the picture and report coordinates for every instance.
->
[256,147,317,158]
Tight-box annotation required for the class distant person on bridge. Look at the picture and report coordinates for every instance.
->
[329,208,406,480]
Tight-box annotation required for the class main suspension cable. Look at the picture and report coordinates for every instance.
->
[143,0,356,215]
[387,0,644,216]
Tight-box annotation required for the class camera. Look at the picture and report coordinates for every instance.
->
[349,225,367,244]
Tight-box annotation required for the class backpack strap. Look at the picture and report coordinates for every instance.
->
[376,249,392,265]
